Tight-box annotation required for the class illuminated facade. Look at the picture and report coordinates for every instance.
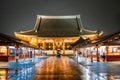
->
[14,15,103,54]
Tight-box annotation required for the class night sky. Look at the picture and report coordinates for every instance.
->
[0,0,120,36]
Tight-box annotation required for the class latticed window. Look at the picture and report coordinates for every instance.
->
[45,43,53,50]
[38,43,43,49]
[65,43,72,50]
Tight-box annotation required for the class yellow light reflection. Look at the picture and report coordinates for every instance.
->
[0,69,7,80]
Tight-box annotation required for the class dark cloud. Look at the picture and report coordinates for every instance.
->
[0,0,120,36]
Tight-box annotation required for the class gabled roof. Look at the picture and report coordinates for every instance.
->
[0,32,21,46]
[0,32,36,48]
[15,15,102,37]
[71,37,89,47]
[71,31,120,47]
[104,40,120,45]
[93,30,120,45]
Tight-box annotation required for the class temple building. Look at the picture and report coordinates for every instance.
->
[14,15,103,54]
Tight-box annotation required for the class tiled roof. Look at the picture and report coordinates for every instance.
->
[15,15,100,37]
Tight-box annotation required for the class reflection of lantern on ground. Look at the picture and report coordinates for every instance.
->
[0,69,8,80]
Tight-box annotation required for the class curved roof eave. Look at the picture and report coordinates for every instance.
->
[79,28,103,35]
[14,29,37,35]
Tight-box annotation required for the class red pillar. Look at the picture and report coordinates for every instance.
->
[96,45,100,62]
[23,47,26,60]
[6,46,9,56]
[90,48,93,62]
[5,69,8,80]
[34,48,35,58]
[106,46,109,55]
[106,46,108,61]
[15,45,19,63]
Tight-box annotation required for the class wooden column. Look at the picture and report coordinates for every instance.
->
[96,45,100,62]
[106,46,108,55]
[15,45,19,63]
[26,47,28,58]
[33,48,35,58]
[90,48,93,62]
[6,46,9,56]
[5,69,9,80]
[23,47,26,60]
[43,41,45,50]
[38,49,40,56]
[28,48,30,58]
[53,41,55,54]
[63,41,65,54]
[42,41,45,56]
[33,48,35,63]
[106,46,108,61]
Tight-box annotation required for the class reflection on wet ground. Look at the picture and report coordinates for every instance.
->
[34,56,83,80]
[1,56,119,80]
[34,56,104,80]
[74,56,120,80]
[0,56,46,80]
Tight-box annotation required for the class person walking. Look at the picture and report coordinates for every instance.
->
[102,52,106,62]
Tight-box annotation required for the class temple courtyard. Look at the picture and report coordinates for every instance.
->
[0,56,120,80]
[0,15,119,80]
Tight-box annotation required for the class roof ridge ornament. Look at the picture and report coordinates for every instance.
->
[37,15,81,19]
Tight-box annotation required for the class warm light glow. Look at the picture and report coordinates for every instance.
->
[0,47,6,53]
[108,46,120,55]
[64,39,68,42]
[9,46,15,48]
[38,39,42,43]
[0,76,6,80]
[64,39,73,42]
[0,70,6,74]
[15,31,80,48]
[0,70,6,80]
[0,46,7,55]
[45,39,53,42]
[80,33,103,40]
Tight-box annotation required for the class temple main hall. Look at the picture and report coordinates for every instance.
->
[14,15,103,54]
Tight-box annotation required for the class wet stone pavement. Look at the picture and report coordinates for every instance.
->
[73,56,120,80]
[34,56,84,80]
[1,56,104,80]
[33,56,103,80]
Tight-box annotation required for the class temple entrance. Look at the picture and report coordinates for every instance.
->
[14,15,103,55]
[38,39,73,54]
